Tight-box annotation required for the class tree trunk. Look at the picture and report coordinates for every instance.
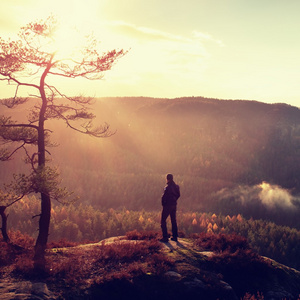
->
[33,192,51,272]
[33,64,51,272]
[0,206,10,243]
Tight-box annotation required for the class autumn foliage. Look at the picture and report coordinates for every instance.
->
[4,196,300,271]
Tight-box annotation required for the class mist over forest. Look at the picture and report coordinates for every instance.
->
[1,96,300,229]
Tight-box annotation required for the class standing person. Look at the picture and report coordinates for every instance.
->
[160,173,180,242]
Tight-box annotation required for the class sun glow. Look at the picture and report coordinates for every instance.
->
[27,0,103,59]
[50,21,87,59]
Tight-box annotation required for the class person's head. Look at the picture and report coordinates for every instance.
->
[166,173,173,183]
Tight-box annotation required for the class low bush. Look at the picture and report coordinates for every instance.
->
[242,292,264,300]
[126,230,160,240]
[0,230,34,272]
[193,233,270,297]
[47,239,79,249]
[193,232,250,253]
[45,235,174,287]
[8,230,35,248]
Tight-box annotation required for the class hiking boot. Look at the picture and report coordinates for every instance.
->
[171,237,178,242]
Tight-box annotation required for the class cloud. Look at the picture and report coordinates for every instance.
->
[100,20,218,87]
[258,182,296,209]
[108,20,192,43]
[193,31,225,47]
[108,21,224,47]
[216,182,300,211]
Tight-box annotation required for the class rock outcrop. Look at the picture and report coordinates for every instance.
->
[1,237,300,299]
[0,280,56,300]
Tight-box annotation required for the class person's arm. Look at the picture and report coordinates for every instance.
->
[176,185,180,199]
[161,186,168,205]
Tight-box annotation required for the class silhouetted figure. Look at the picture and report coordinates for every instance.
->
[160,174,180,242]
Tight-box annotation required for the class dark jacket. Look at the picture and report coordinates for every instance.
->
[161,181,180,206]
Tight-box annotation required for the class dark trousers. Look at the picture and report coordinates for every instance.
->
[161,205,178,239]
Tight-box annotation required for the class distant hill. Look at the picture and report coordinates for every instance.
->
[1,96,300,227]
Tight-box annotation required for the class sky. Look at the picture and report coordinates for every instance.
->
[1,0,300,107]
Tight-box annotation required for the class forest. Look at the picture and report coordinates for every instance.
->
[6,195,300,271]
[2,97,299,220]
[54,97,300,218]
[1,97,300,212]
[1,96,300,271]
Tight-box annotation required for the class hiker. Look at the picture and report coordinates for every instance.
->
[160,173,180,242]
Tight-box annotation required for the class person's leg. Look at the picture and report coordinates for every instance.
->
[170,205,178,240]
[160,206,170,241]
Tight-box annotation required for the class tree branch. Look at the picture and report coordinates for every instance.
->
[6,194,26,208]
[1,141,26,161]
[0,72,40,90]
[1,123,39,131]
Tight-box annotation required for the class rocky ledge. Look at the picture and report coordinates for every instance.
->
[1,237,300,299]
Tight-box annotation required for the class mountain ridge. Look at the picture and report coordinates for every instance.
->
[1,96,300,226]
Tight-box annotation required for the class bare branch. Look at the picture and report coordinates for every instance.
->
[45,84,95,106]
[6,194,26,208]
[0,72,40,90]
[0,141,26,161]
[1,97,28,109]
[32,214,41,219]
[23,146,39,172]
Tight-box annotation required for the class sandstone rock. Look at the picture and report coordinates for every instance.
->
[219,280,239,300]
[265,289,294,300]
[164,271,182,281]
[0,280,56,300]
[184,277,206,290]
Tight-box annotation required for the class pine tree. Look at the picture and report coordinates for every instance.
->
[0,15,126,271]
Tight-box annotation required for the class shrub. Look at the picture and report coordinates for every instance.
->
[0,242,11,267]
[242,292,264,300]
[96,240,162,263]
[0,230,34,271]
[45,237,173,287]
[147,252,175,275]
[12,253,35,276]
[8,230,35,248]
[47,239,79,249]
[193,232,250,253]
[126,230,160,240]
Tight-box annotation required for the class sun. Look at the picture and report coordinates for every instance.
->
[51,21,86,59]
[20,0,126,62]
[39,0,101,59]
